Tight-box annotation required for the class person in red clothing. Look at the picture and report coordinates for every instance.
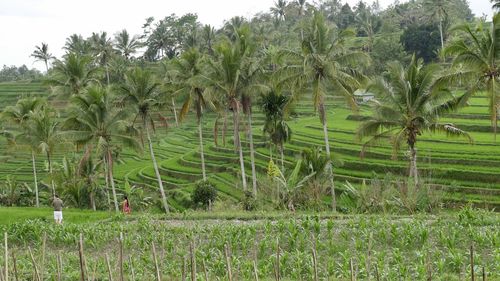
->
[122,196,131,214]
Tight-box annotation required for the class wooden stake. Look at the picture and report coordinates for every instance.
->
[190,241,196,281]
[482,266,486,281]
[182,256,187,281]
[78,233,86,281]
[40,233,47,281]
[91,260,98,281]
[56,252,62,281]
[202,259,209,281]
[28,246,41,281]
[105,253,114,281]
[11,251,18,281]
[350,258,355,281]
[224,244,233,281]
[375,264,380,281]
[253,260,259,281]
[119,233,124,281]
[275,238,280,281]
[129,257,136,281]
[470,245,475,281]
[152,243,161,281]
[3,233,7,281]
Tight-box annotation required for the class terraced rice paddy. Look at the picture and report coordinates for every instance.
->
[0,81,499,209]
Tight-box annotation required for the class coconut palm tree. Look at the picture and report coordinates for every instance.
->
[443,14,500,140]
[63,85,140,212]
[170,48,210,181]
[2,97,46,206]
[271,0,288,22]
[357,56,472,186]
[424,0,451,52]
[205,26,260,193]
[491,0,500,10]
[46,53,101,97]
[260,87,292,171]
[90,32,115,85]
[64,34,92,56]
[114,29,141,60]
[278,11,369,210]
[23,107,61,197]
[31,43,55,73]
[297,0,307,40]
[202,25,216,55]
[117,67,170,213]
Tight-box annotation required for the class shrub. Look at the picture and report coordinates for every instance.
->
[191,181,217,210]
[242,191,257,211]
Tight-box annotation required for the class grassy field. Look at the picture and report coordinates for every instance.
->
[0,81,499,210]
[0,207,112,225]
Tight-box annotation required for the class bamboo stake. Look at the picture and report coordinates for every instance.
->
[105,253,114,281]
[3,233,7,281]
[152,243,161,281]
[350,258,355,281]
[470,245,475,281]
[40,233,47,281]
[224,244,233,281]
[190,241,196,281]
[202,259,209,281]
[119,233,124,281]
[253,260,259,281]
[275,238,280,281]
[182,256,187,281]
[56,252,62,281]
[482,266,486,281]
[28,246,41,281]
[375,264,380,281]
[129,257,136,281]
[79,233,86,281]
[11,251,18,281]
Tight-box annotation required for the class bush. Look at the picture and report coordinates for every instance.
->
[191,181,217,210]
[242,191,257,211]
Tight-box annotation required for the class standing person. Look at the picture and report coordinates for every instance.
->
[122,196,131,214]
[52,194,64,224]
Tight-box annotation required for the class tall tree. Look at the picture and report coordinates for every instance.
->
[170,48,210,181]
[424,0,451,52]
[30,43,54,73]
[46,53,101,97]
[114,29,141,60]
[358,56,471,185]
[271,0,288,22]
[117,68,170,213]
[444,14,500,140]
[279,12,369,210]
[64,34,92,56]
[2,98,46,206]
[64,85,140,212]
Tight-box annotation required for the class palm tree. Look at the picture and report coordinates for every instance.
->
[206,26,260,193]
[2,98,46,206]
[64,85,140,212]
[357,56,471,186]
[46,53,101,97]
[114,29,141,60]
[90,32,115,85]
[491,0,500,10]
[64,34,92,56]
[424,0,451,52]
[24,107,61,197]
[444,14,500,140]
[297,0,307,40]
[278,11,369,210]
[271,0,288,22]
[31,43,55,72]
[170,48,210,181]
[202,25,216,55]
[260,87,292,171]
[117,68,170,213]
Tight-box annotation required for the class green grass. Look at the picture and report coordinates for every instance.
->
[0,207,113,225]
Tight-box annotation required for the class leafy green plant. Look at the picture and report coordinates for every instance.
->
[191,180,217,210]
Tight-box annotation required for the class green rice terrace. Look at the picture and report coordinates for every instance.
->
[0,81,498,210]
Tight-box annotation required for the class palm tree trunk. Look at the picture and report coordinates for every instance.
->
[409,145,419,186]
[198,119,207,181]
[222,111,228,147]
[145,122,170,213]
[105,65,110,86]
[32,150,39,207]
[280,144,285,172]
[103,157,111,208]
[47,152,55,197]
[320,103,337,211]
[247,112,258,196]
[44,60,49,73]
[233,107,247,191]
[171,98,179,127]
[439,19,444,52]
[106,151,120,212]
[90,191,96,211]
